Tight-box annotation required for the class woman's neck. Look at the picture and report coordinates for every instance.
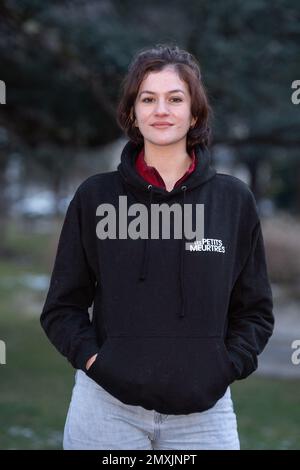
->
[143,142,192,191]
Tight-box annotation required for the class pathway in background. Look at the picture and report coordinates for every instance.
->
[256,283,300,378]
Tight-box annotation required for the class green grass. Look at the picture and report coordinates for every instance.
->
[2,217,64,272]
[231,377,300,449]
[0,311,74,449]
[0,221,300,449]
[0,220,73,449]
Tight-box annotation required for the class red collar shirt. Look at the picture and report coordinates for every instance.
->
[135,147,196,190]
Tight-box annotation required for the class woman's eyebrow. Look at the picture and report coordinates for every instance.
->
[139,89,185,96]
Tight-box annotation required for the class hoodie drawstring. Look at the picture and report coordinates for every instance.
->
[139,184,187,319]
[139,184,153,281]
[179,185,187,318]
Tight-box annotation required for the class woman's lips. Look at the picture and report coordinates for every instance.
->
[152,124,173,129]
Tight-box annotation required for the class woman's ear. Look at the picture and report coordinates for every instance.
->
[191,117,197,128]
[130,108,138,127]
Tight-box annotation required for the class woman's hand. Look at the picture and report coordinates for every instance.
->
[85,353,98,371]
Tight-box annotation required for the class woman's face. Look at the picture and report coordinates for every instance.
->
[133,66,196,148]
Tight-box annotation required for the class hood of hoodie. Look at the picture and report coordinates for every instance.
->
[117,139,217,201]
[117,140,217,318]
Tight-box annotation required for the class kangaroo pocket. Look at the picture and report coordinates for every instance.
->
[85,336,237,415]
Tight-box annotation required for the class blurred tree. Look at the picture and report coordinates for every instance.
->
[185,0,299,200]
[0,123,14,257]
[0,0,299,210]
[271,152,300,214]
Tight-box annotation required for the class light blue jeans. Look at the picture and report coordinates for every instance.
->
[63,369,240,450]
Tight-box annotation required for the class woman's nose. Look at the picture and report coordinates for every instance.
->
[154,99,170,114]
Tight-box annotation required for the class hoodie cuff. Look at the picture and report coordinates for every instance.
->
[227,343,259,380]
[73,339,101,372]
[226,345,246,380]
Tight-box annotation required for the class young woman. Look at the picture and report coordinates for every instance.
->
[40,44,274,450]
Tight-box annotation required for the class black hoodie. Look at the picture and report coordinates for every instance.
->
[40,139,274,415]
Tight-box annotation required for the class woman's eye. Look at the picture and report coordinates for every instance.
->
[142,97,182,103]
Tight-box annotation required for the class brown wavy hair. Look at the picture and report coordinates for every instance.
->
[116,43,213,153]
